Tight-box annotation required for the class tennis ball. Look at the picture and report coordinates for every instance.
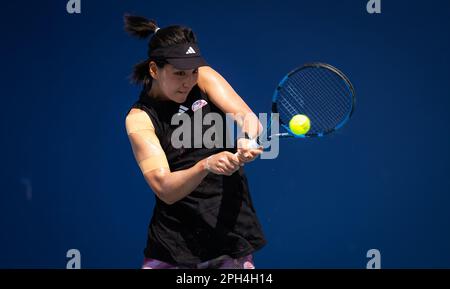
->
[289,114,311,135]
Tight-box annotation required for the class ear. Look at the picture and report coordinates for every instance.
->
[149,61,159,80]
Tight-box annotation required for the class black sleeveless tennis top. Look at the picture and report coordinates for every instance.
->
[128,85,266,265]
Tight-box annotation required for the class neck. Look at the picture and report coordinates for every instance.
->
[147,81,167,101]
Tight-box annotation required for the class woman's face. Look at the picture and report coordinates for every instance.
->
[153,63,199,103]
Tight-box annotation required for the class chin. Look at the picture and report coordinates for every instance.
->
[172,93,188,103]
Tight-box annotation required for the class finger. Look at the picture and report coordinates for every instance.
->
[241,152,254,161]
[250,148,263,153]
[236,155,246,166]
[240,151,259,162]
[228,154,240,166]
[237,149,251,159]
[249,149,263,157]
[222,167,234,176]
[226,166,238,175]
[237,147,251,153]
[228,159,241,170]
[226,165,240,175]
[235,151,248,164]
[222,161,236,172]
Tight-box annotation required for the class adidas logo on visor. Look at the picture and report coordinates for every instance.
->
[185,46,196,54]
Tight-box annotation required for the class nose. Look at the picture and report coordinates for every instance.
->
[183,72,197,88]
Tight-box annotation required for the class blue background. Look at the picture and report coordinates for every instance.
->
[1,0,450,268]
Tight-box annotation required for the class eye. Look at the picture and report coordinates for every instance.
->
[193,69,198,74]
[175,71,186,76]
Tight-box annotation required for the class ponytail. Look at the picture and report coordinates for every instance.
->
[124,15,158,39]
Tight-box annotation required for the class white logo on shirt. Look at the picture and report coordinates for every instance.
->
[178,105,189,114]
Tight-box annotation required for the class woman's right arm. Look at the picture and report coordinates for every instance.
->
[126,108,240,205]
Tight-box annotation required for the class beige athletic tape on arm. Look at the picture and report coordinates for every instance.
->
[126,110,155,133]
[126,110,170,174]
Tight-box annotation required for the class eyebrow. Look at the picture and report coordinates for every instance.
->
[173,69,197,73]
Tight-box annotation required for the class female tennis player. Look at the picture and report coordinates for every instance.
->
[124,15,266,269]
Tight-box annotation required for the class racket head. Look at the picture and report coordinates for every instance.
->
[271,62,355,138]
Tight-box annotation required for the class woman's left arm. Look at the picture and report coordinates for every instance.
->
[198,66,263,162]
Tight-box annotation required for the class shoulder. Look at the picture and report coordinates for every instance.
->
[128,107,145,116]
[197,66,222,94]
[125,108,155,134]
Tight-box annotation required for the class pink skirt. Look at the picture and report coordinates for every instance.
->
[142,254,255,269]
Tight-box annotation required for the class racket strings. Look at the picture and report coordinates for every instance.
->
[293,69,347,126]
[300,68,350,126]
[277,66,353,134]
[314,68,352,114]
[279,77,336,132]
[285,75,335,131]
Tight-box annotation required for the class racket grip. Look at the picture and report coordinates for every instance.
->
[234,138,259,158]
[246,138,259,149]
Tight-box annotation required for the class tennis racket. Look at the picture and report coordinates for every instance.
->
[240,62,355,150]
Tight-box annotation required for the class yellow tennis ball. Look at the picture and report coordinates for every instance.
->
[289,114,311,135]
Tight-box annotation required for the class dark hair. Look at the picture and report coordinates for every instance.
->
[124,14,197,89]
